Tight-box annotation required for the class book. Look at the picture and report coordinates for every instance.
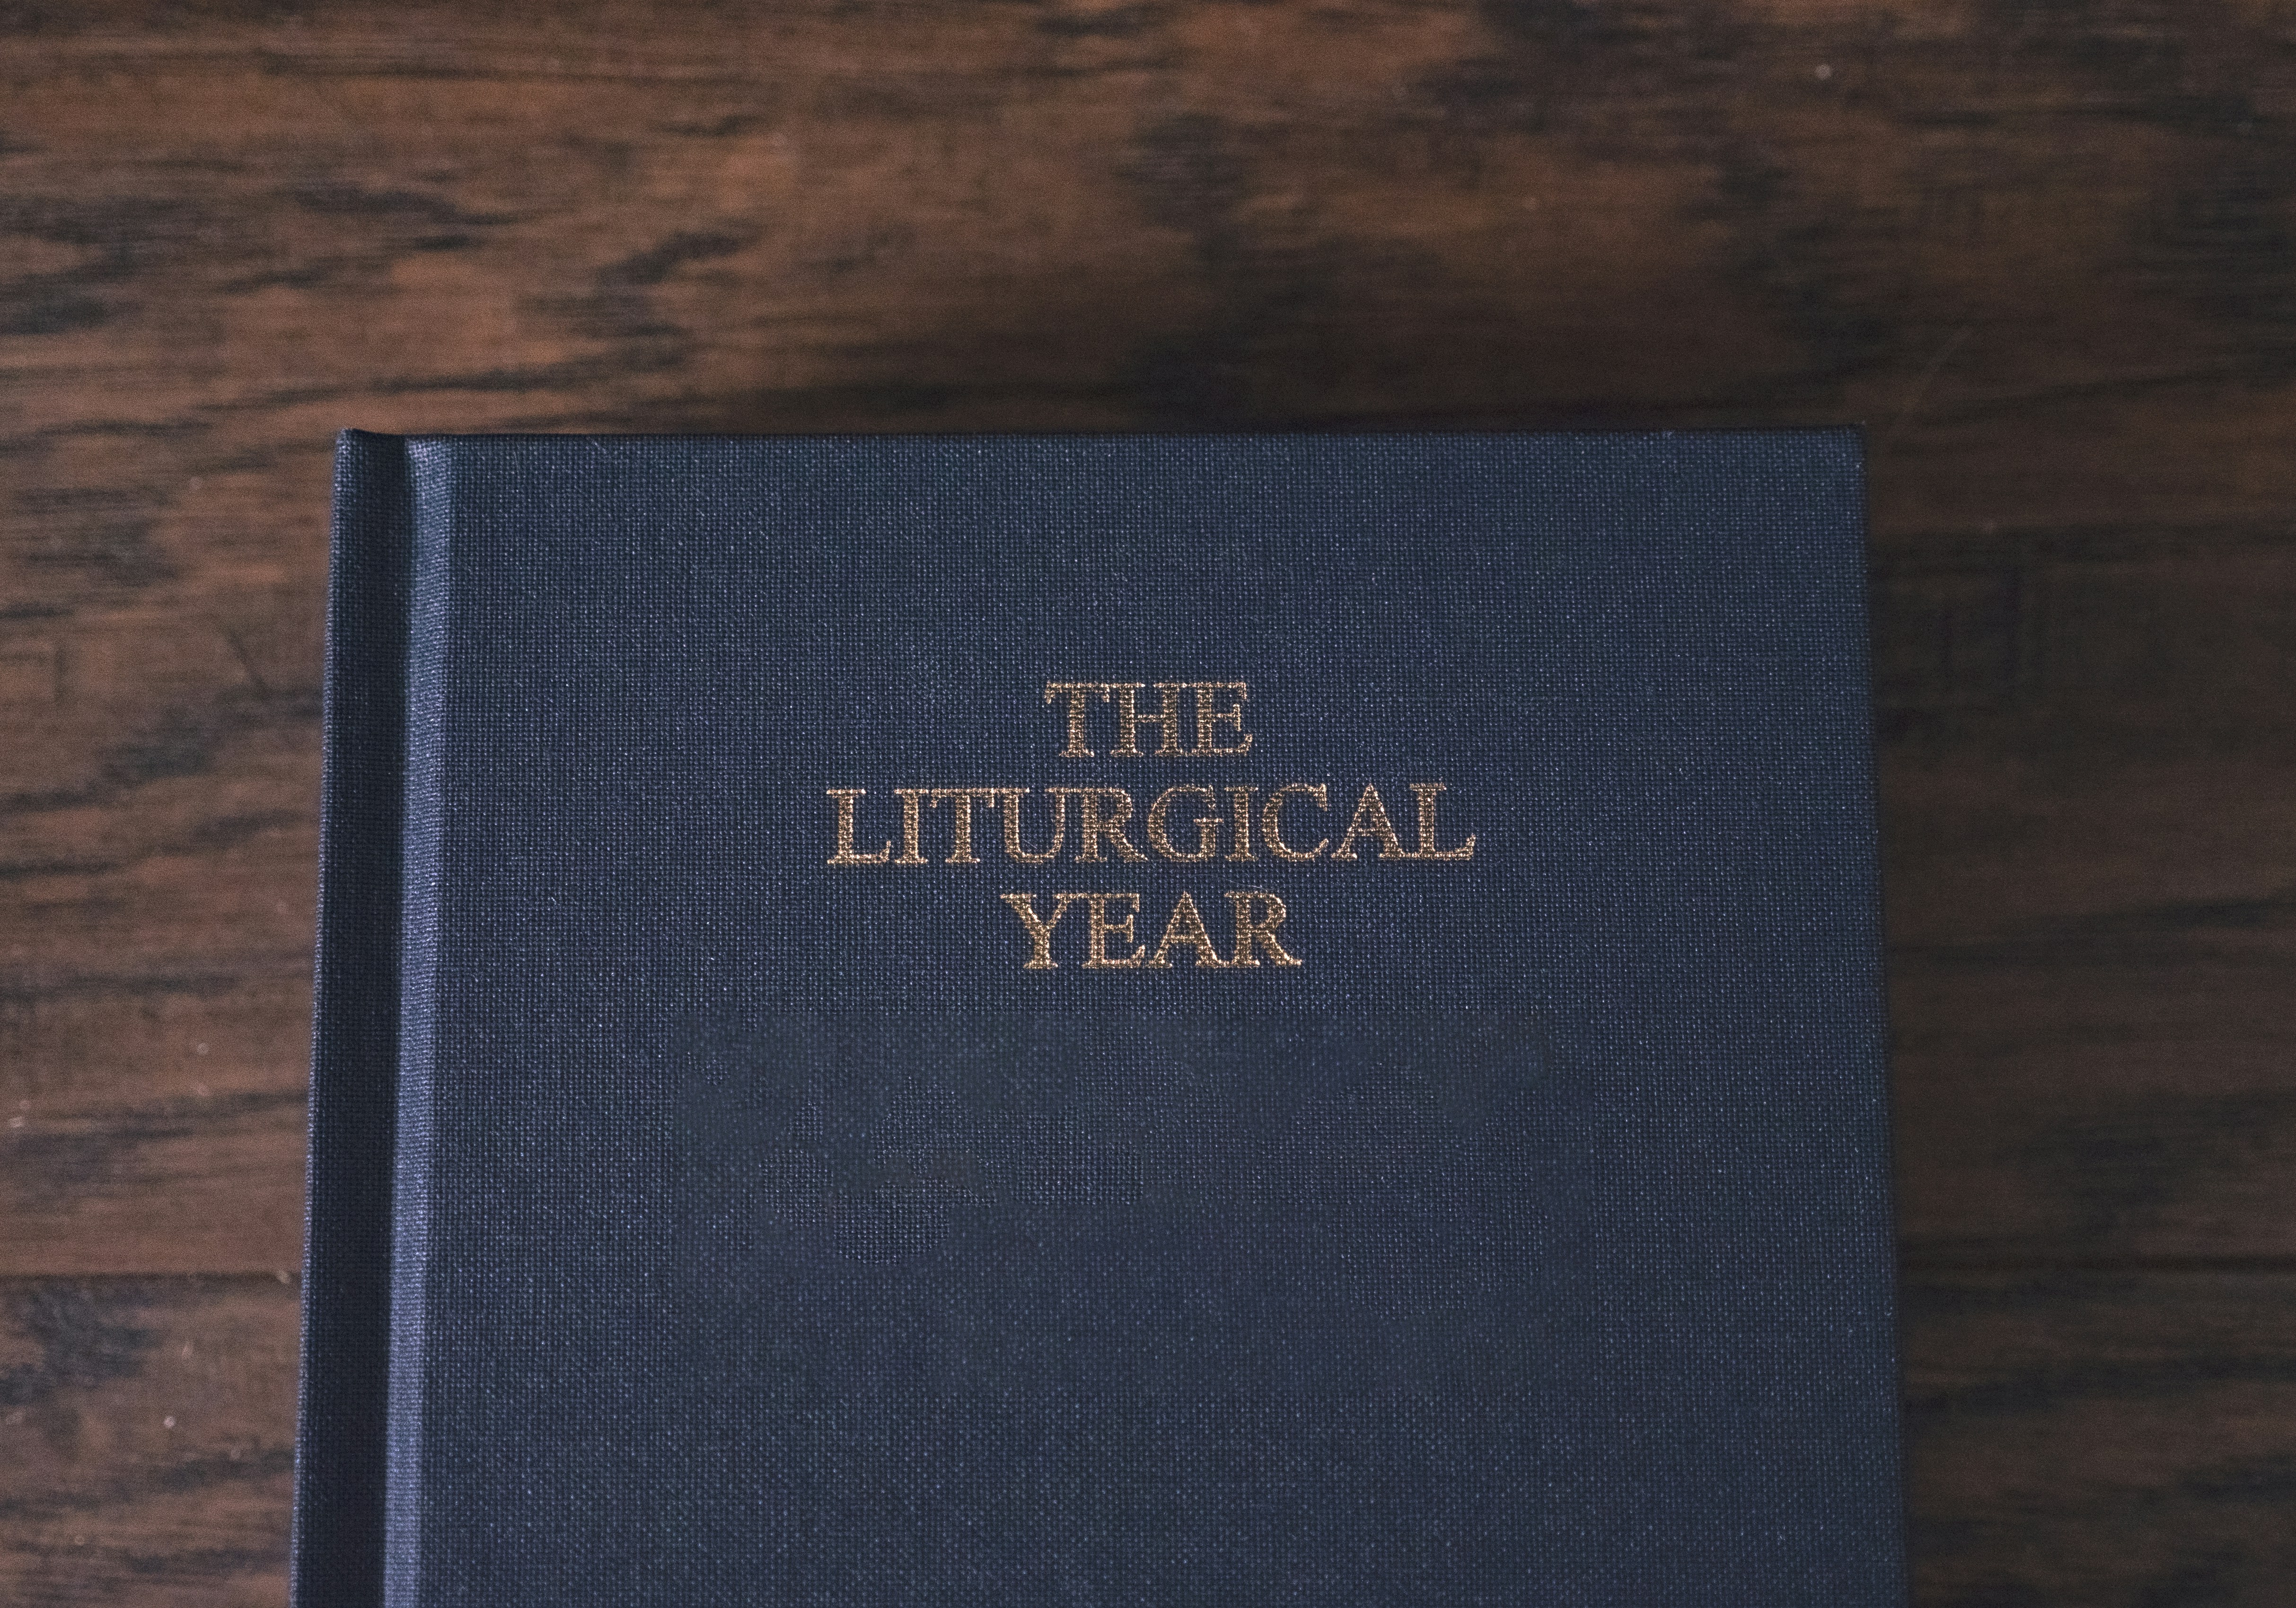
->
[296,430,1905,1606]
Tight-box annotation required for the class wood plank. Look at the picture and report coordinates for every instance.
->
[0,972,310,1277]
[2,596,317,1275]
[1906,1269,2296,1607]
[0,1275,297,1608]
[1880,537,2296,1262]
[1895,938,2296,1265]
[0,4,2287,468]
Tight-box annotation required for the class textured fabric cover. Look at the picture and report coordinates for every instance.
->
[297,431,1904,1607]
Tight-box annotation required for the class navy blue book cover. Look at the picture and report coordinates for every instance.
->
[297,431,1903,1607]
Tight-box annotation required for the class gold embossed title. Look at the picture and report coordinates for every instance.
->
[825,681,1475,970]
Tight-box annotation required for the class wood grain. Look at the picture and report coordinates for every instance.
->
[3,1,2292,1600]
[0,1276,300,1608]
[1906,1270,2296,1608]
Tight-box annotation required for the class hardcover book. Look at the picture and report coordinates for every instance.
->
[297,430,1905,1606]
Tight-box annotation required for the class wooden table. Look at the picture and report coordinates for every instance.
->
[5,4,2291,1603]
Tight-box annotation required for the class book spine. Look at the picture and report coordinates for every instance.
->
[382,441,456,1600]
[293,432,416,1608]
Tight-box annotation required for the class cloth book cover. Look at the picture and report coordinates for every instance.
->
[296,430,1905,1607]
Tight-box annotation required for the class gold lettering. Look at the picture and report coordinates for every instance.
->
[1082,892,1144,968]
[1145,785,1222,862]
[825,789,893,866]
[1226,890,1302,967]
[1060,786,1148,864]
[1330,783,1406,861]
[892,788,930,866]
[1001,892,1081,969]
[1147,890,1233,968]
[1043,682,1111,758]
[1111,683,1188,758]
[1408,782,1476,861]
[1190,682,1253,756]
[926,788,994,866]
[1225,786,1256,861]
[1000,789,1068,865]
[1261,783,1329,862]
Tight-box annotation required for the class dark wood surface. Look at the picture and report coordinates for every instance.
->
[5,3,2292,1602]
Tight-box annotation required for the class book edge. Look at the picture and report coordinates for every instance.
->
[292,430,415,1608]
[381,438,458,1600]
